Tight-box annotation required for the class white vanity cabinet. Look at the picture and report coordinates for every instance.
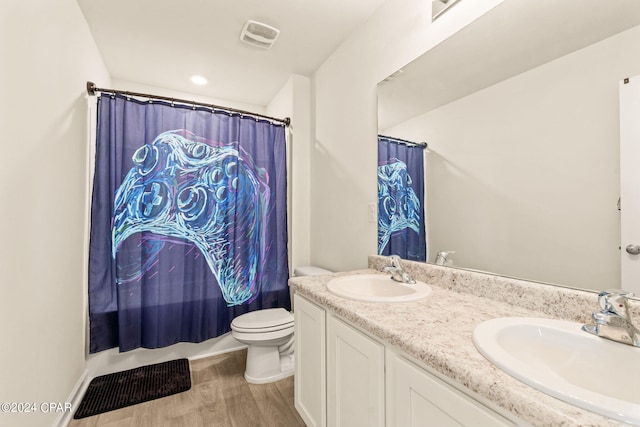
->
[385,350,515,427]
[294,294,326,427]
[293,294,519,427]
[327,314,385,427]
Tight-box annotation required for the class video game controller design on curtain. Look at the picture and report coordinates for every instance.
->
[111,130,269,306]
[377,159,421,252]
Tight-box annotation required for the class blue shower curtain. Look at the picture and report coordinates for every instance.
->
[88,95,290,353]
[377,136,426,262]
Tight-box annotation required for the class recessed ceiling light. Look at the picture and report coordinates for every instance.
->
[191,75,208,85]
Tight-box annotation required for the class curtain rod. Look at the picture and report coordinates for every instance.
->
[379,134,428,148]
[86,81,291,127]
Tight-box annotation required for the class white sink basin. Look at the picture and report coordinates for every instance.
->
[326,274,431,303]
[473,317,640,425]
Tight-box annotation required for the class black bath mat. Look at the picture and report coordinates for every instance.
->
[73,358,191,419]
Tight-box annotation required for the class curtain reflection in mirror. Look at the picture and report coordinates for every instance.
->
[377,136,427,262]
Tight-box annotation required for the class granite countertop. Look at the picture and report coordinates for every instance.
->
[288,266,625,427]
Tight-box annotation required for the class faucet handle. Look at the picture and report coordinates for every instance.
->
[388,255,402,267]
[598,290,634,317]
[435,251,455,266]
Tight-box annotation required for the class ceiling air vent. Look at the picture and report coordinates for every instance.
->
[240,20,280,49]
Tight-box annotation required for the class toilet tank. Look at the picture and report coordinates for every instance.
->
[290,266,332,311]
[293,266,333,277]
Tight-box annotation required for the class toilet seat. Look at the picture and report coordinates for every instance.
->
[231,322,293,333]
[231,308,294,333]
[231,326,294,343]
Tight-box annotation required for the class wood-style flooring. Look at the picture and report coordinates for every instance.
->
[68,349,306,427]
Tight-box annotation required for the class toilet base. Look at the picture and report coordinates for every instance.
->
[244,344,294,384]
[244,366,293,384]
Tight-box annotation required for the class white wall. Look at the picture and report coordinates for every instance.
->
[110,79,266,114]
[385,25,640,291]
[267,75,313,272]
[0,1,110,426]
[310,0,504,272]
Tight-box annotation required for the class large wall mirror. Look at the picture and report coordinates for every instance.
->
[377,0,640,291]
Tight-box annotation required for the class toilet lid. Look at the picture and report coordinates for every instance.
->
[231,308,294,331]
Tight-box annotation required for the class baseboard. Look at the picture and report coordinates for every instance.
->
[188,343,247,361]
[52,369,89,427]
[86,332,244,378]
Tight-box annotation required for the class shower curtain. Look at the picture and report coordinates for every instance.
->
[377,136,427,262]
[88,95,290,353]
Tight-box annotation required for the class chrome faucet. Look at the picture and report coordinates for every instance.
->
[582,290,640,347]
[384,255,416,284]
[435,250,455,266]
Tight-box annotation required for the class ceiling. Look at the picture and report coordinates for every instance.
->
[77,0,387,106]
[378,0,640,130]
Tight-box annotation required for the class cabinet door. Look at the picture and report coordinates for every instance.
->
[327,315,385,427]
[387,352,514,427]
[294,294,326,427]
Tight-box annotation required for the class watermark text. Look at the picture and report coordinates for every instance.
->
[1,402,72,413]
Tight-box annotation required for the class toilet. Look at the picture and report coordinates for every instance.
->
[231,266,332,384]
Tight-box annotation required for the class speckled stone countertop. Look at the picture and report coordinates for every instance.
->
[288,255,627,427]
